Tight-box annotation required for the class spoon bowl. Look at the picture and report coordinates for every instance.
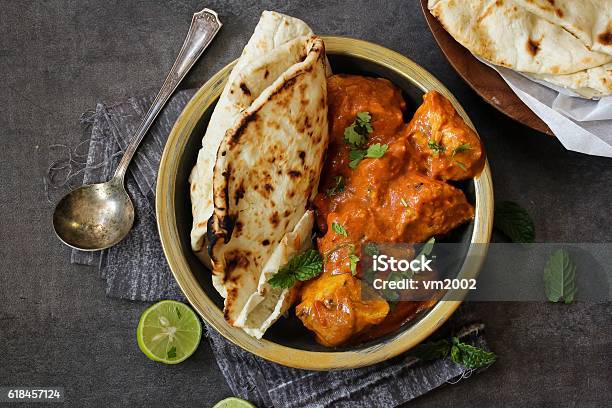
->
[51,8,221,252]
[53,180,134,251]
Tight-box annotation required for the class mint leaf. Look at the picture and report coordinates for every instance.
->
[326,176,345,196]
[268,249,323,289]
[408,339,451,360]
[543,249,577,304]
[167,346,177,359]
[410,336,496,369]
[267,270,296,289]
[494,201,535,243]
[332,222,348,237]
[365,143,388,159]
[450,337,496,369]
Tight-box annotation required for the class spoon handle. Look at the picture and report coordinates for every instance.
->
[113,8,222,181]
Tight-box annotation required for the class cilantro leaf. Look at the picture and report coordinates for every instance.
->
[543,249,577,304]
[349,254,359,275]
[356,112,373,131]
[268,249,323,289]
[450,337,496,369]
[348,149,367,169]
[428,140,445,155]
[167,346,177,359]
[348,144,388,169]
[332,222,348,237]
[326,176,345,196]
[365,143,388,159]
[344,125,366,147]
[343,111,373,148]
[494,201,535,243]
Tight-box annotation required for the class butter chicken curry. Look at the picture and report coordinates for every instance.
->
[295,74,485,347]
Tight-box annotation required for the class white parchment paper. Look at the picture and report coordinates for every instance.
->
[478,58,612,158]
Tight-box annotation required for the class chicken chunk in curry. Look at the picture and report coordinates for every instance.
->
[295,75,485,347]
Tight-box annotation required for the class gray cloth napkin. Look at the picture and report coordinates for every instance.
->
[65,89,489,408]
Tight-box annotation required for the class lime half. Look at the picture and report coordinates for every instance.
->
[137,300,202,364]
[212,397,256,408]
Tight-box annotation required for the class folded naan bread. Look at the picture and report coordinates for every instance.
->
[209,34,328,326]
[189,11,329,335]
[190,11,314,265]
[528,63,612,98]
[428,0,612,75]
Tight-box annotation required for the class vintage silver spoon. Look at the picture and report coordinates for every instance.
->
[53,8,222,251]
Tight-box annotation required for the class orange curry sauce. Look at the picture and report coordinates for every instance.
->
[295,75,485,347]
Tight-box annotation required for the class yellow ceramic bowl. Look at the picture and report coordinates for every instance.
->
[156,36,494,370]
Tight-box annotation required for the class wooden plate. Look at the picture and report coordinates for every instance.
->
[420,0,553,136]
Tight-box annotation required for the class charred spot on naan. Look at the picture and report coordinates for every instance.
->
[598,23,612,46]
[527,38,541,56]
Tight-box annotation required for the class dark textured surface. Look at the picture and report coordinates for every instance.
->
[71,90,488,408]
[0,1,610,407]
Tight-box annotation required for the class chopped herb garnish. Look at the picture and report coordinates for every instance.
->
[268,249,324,289]
[348,149,367,169]
[453,160,467,171]
[400,198,409,208]
[167,346,177,359]
[356,112,373,131]
[428,140,445,155]
[543,249,577,304]
[344,112,382,169]
[326,176,345,196]
[344,111,373,148]
[332,222,348,237]
[348,143,389,169]
[452,143,472,156]
[365,143,388,158]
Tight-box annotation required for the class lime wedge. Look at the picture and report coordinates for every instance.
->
[212,397,256,408]
[136,300,202,364]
